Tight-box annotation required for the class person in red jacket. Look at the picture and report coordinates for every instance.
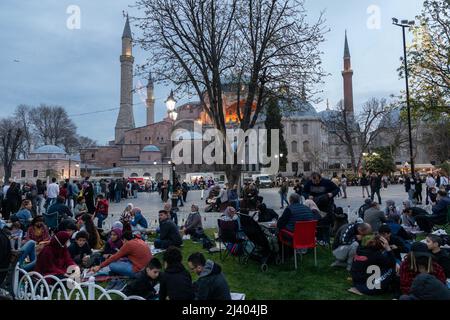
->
[91,231,152,278]
[35,231,78,277]
[95,194,109,229]
[399,242,446,294]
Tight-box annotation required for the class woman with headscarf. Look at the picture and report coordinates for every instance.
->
[130,207,149,233]
[256,203,279,223]
[103,228,123,259]
[121,203,133,224]
[35,231,77,277]
[385,200,400,217]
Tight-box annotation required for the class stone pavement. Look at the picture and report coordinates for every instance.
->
[104,184,410,230]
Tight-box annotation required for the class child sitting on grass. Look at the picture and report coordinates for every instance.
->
[68,231,92,268]
[123,258,162,300]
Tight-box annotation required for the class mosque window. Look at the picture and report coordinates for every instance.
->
[33,170,38,178]
[303,162,311,172]
[303,141,310,152]
[291,141,298,153]
[291,124,297,135]
[21,170,26,178]
[303,124,309,134]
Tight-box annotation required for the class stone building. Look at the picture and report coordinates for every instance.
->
[79,16,358,180]
[8,145,81,183]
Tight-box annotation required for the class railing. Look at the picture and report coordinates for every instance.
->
[12,265,145,301]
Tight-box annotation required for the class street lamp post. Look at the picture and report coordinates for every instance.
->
[166,90,178,208]
[393,17,415,178]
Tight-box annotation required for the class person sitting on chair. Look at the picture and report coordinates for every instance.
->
[256,203,279,223]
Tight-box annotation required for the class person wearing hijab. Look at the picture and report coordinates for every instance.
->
[103,228,124,258]
[256,203,279,223]
[35,231,77,277]
[130,207,149,233]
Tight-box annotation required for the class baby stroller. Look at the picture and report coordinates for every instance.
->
[238,214,281,272]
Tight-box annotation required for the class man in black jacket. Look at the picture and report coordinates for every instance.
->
[188,252,231,300]
[256,203,279,223]
[159,247,194,300]
[123,258,161,300]
[155,210,182,249]
[425,234,450,278]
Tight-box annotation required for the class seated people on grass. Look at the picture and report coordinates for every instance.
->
[425,234,450,278]
[386,213,414,243]
[123,258,162,300]
[35,231,78,277]
[79,214,103,250]
[399,273,450,300]
[14,200,33,230]
[358,198,373,220]
[256,203,279,223]
[331,222,372,271]
[159,246,194,300]
[68,231,92,268]
[130,207,149,233]
[349,235,398,296]
[277,193,314,238]
[180,204,204,240]
[155,210,182,249]
[102,228,123,259]
[91,231,152,278]
[24,216,50,244]
[378,224,409,261]
[414,190,450,233]
[399,242,447,295]
[188,252,231,300]
[164,203,178,227]
[363,201,387,233]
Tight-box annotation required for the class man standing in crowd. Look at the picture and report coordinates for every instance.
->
[46,178,59,209]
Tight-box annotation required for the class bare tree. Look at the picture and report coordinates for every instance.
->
[0,118,23,181]
[134,0,327,184]
[14,105,34,159]
[29,104,78,152]
[324,98,389,173]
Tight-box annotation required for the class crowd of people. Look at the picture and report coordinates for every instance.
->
[1,169,449,301]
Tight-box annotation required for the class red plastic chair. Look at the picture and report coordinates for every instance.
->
[279,220,318,269]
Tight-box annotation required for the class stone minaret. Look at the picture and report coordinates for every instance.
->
[342,30,354,114]
[146,72,155,125]
[115,15,135,144]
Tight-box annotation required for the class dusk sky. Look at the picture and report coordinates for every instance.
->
[0,0,423,145]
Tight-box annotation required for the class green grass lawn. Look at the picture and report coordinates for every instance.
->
[152,229,392,300]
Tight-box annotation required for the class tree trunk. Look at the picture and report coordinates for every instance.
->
[225,164,242,189]
[4,164,12,182]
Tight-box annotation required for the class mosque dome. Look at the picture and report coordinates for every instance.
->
[142,145,161,152]
[33,145,67,154]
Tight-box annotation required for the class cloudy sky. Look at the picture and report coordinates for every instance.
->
[0,0,423,144]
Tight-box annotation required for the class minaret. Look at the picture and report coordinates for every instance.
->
[115,15,135,144]
[342,30,354,114]
[146,72,155,125]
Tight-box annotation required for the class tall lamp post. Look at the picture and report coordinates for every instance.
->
[166,90,178,207]
[393,17,415,178]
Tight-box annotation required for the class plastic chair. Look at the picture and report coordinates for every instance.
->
[279,220,318,270]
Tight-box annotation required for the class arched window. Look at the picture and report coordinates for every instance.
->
[291,123,297,135]
[143,172,151,177]
[130,173,138,177]
[303,141,310,152]
[291,141,298,153]
[303,124,309,134]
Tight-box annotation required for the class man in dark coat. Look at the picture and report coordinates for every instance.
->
[123,258,161,300]
[155,210,182,249]
[188,252,231,300]
[159,247,194,300]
